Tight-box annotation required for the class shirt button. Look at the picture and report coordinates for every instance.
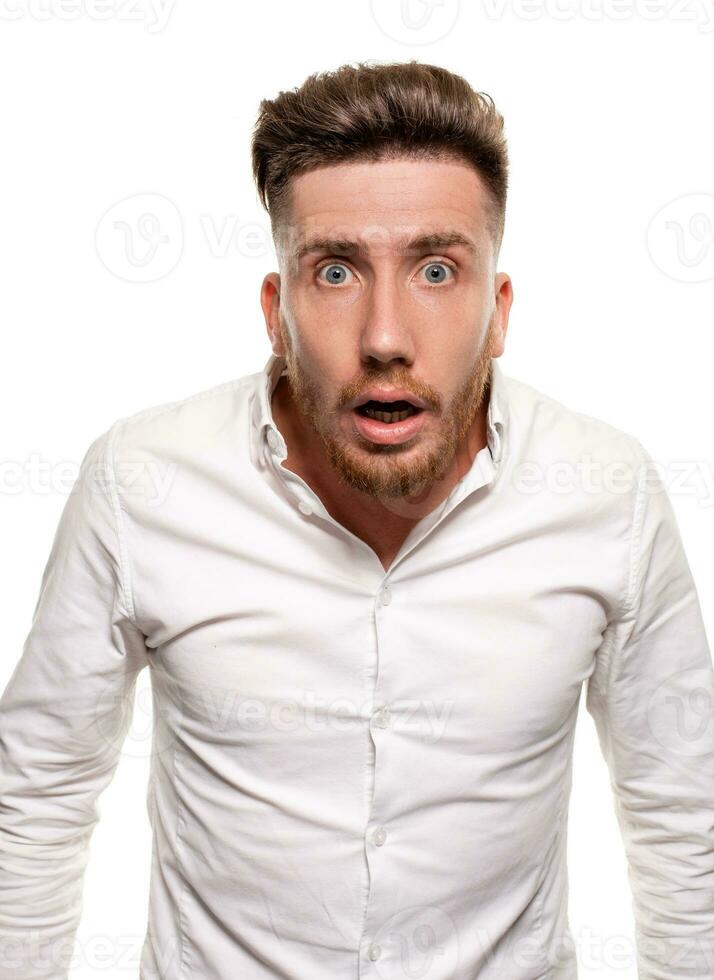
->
[373,706,391,729]
[368,943,382,961]
[297,500,313,516]
[379,585,392,606]
[373,826,387,846]
[266,428,279,451]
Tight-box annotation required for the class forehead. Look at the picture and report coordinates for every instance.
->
[280,157,492,259]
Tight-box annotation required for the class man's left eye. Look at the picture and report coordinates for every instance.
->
[421,263,453,285]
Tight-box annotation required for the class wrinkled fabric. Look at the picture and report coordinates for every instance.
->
[1,353,713,980]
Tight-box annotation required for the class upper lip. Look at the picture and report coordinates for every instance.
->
[349,388,429,411]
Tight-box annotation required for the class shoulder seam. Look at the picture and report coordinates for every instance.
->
[104,419,140,629]
[622,438,648,619]
[99,375,255,630]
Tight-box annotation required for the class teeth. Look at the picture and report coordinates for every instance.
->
[363,406,415,423]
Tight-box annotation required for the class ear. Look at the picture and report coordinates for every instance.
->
[260,272,286,355]
[489,272,513,358]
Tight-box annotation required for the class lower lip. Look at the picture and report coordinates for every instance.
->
[351,408,428,445]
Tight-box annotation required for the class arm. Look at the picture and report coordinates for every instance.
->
[585,441,714,979]
[0,424,149,980]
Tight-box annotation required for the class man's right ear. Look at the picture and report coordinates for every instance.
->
[260,272,285,355]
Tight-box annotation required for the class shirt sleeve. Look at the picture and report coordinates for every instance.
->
[0,423,149,980]
[585,440,714,980]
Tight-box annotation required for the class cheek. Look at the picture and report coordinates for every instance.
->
[284,307,355,380]
[293,275,363,314]
[286,335,355,411]
[410,271,486,316]
[418,326,483,378]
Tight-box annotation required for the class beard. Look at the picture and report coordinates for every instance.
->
[279,321,495,502]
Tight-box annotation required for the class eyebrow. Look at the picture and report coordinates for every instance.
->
[292,231,480,262]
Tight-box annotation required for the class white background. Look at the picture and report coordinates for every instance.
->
[1,1,713,978]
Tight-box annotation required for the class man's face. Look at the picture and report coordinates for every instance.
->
[263,156,511,501]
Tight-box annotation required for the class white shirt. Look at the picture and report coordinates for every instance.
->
[1,353,713,980]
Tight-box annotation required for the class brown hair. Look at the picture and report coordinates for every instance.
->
[251,60,509,259]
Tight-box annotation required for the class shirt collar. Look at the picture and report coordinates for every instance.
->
[250,352,508,470]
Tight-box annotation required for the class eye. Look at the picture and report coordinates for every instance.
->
[420,261,455,286]
[422,262,454,286]
[316,263,354,286]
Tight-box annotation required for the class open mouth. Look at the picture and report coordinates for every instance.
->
[355,400,424,424]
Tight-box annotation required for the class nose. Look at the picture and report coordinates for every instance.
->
[358,272,416,366]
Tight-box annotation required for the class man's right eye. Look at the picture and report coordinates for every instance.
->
[316,263,353,286]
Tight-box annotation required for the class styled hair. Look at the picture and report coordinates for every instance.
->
[251,60,509,259]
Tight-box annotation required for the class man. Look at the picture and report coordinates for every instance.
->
[1,60,713,980]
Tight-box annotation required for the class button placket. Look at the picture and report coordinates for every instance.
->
[360,578,399,976]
